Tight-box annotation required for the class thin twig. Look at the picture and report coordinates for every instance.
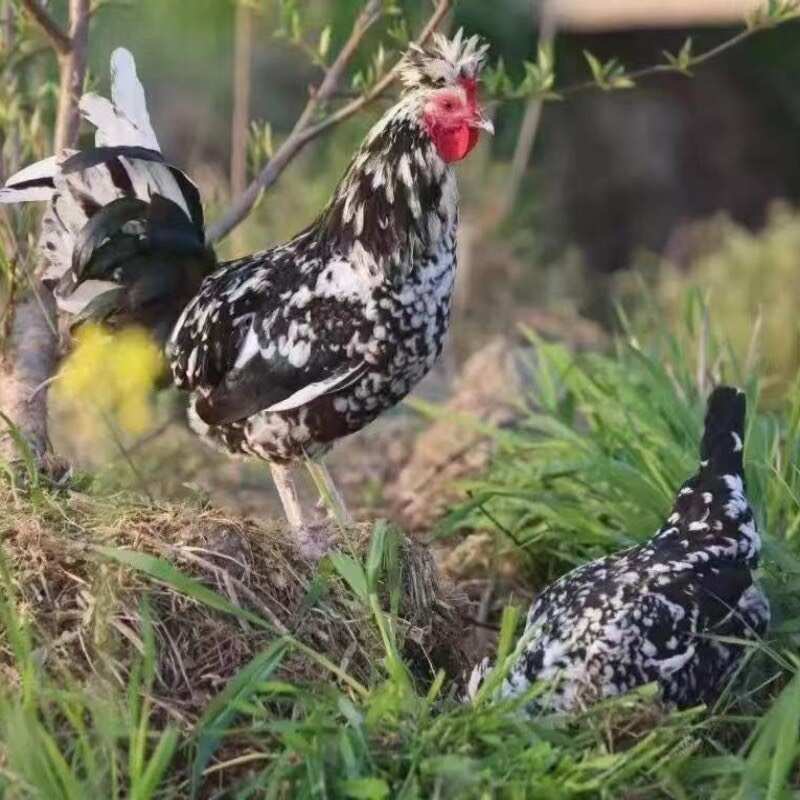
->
[99,407,155,503]
[147,537,291,635]
[478,13,780,239]
[207,0,451,244]
[19,0,72,55]
[207,0,383,244]
[493,0,557,228]
[478,0,558,238]
[467,490,527,550]
[487,17,784,112]
[463,614,501,632]
[27,372,58,403]
[300,0,451,142]
[230,0,253,200]
[556,25,768,99]
[478,579,495,625]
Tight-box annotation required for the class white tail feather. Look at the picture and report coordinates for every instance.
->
[116,155,192,217]
[110,48,160,150]
[0,46,203,318]
[79,48,160,151]
[0,155,61,202]
[5,155,60,184]
[0,183,53,203]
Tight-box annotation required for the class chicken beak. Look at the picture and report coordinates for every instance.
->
[470,109,495,135]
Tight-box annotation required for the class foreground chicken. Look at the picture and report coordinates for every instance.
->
[1,32,492,542]
[468,387,769,711]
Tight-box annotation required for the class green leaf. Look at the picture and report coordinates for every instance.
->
[473,605,522,705]
[610,75,635,90]
[290,10,302,42]
[318,26,331,60]
[340,777,390,799]
[366,520,394,591]
[329,552,369,603]
[583,50,605,85]
[664,37,693,75]
[583,51,633,91]
[131,727,179,800]
[738,669,800,799]
[678,36,694,68]
[191,641,288,797]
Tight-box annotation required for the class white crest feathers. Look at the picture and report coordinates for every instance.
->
[398,28,489,89]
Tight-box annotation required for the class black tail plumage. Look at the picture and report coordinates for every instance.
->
[700,386,746,478]
[0,48,215,346]
[57,163,215,344]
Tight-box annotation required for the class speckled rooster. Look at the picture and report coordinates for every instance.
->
[468,387,769,711]
[0,32,492,544]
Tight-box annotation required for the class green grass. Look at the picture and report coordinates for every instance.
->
[2,295,800,798]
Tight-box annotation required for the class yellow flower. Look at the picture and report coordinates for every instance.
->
[57,325,164,436]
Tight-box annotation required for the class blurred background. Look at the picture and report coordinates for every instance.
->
[15,0,800,525]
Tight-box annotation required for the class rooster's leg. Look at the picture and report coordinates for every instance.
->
[305,459,353,529]
[270,463,305,530]
[271,463,337,560]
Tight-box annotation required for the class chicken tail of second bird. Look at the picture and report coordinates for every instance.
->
[699,385,746,478]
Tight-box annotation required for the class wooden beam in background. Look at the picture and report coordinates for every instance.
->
[553,0,762,31]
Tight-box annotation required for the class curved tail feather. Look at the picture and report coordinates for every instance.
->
[0,47,213,341]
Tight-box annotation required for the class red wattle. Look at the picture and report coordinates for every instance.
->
[434,125,479,163]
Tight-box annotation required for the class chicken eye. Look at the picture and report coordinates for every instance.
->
[442,100,455,111]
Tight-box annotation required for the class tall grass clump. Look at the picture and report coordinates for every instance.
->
[445,292,800,592]
[633,205,800,402]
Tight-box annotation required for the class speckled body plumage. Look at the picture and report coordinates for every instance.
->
[470,388,769,711]
[169,103,460,462]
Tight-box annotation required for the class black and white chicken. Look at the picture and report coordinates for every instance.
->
[0,32,493,543]
[468,387,769,711]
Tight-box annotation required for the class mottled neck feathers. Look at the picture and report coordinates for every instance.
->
[315,103,456,274]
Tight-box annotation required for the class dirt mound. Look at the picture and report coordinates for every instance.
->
[0,485,472,724]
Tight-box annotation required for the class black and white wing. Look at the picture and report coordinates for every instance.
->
[168,249,373,425]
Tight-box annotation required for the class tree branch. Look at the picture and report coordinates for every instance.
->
[207,0,452,245]
[0,0,90,466]
[54,0,89,151]
[302,0,451,141]
[230,0,254,200]
[19,0,71,55]
[495,0,557,226]
[479,6,793,235]
[555,22,778,98]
